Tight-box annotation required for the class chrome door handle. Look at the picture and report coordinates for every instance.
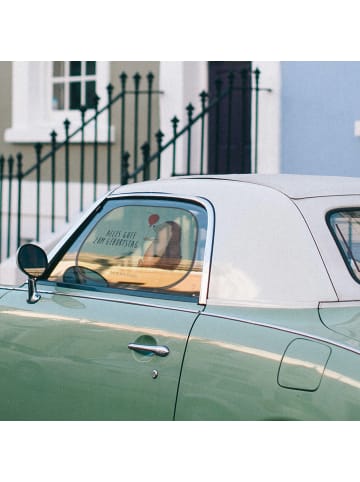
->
[128,343,170,357]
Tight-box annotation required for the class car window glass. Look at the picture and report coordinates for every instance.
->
[328,209,360,282]
[47,198,208,298]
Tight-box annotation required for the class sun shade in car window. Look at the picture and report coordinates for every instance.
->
[47,198,208,298]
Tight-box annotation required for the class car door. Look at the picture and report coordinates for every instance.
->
[174,308,339,420]
[0,195,211,420]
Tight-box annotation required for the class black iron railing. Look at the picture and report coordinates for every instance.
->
[121,68,271,183]
[0,67,270,262]
[0,72,162,262]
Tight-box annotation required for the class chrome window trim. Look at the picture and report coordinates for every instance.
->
[11,285,203,315]
[48,192,215,305]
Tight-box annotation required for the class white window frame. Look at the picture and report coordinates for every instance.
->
[5,61,112,143]
[51,61,97,112]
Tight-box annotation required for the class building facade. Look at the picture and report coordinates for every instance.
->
[0,60,360,269]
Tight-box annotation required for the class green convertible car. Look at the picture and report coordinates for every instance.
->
[1,173,360,420]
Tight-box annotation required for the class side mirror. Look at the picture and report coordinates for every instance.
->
[17,244,48,304]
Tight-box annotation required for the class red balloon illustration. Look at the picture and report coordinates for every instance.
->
[148,214,159,226]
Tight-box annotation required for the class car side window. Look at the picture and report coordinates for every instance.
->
[47,198,208,299]
[327,208,360,283]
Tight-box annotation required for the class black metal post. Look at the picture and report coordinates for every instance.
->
[147,72,154,149]
[107,83,114,190]
[133,73,141,182]
[186,103,194,175]
[155,130,164,178]
[199,91,208,175]
[16,153,23,248]
[34,143,42,242]
[50,130,57,232]
[6,156,14,258]
[254,67,260,174]
[121,151,130,185]
[79,105,87,212]
[93,94,99,201]
[120,72,127,183]
[142,142,150,181]
[64,119,70,223]
[171,116,179,176]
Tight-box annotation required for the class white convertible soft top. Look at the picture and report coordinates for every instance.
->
[168,173,360,199]
[113,174,360,307]
[113,173,360,199]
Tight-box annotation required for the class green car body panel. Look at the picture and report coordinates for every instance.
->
[0,285,200,420]
[175,306,360,420]
[1,290,360,420]
[1,174,360,420]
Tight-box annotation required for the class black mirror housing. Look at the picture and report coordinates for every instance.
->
[17,244,48,278]
[17,244,48,303]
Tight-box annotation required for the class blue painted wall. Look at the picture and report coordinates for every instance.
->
[281,62,360,176]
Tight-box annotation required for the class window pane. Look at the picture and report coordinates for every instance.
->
[70,81,81,109]
[85,81,96,108]
[86,61,96,75]
[52,83,64,110]
[70,61,81,76]
[328,209,360,282]
[48,199,207,298]
[53,61,64,77]
[77,205,199,290]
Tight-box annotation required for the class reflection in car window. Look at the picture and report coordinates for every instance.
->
[48,198,208,298]
[328,209,360,282]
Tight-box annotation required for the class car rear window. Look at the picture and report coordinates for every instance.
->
[47,197,208,299]
[327,208,360,282]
